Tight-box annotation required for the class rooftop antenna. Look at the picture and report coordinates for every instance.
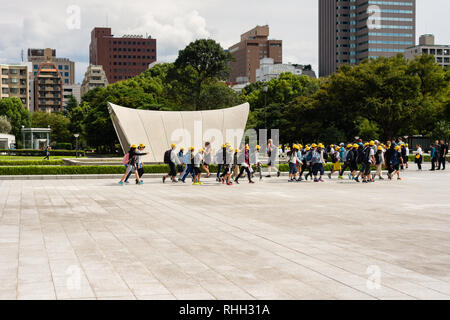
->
[21,49,24,62]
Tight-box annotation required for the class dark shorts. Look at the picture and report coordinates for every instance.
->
[223,165,232,174]
[350,163,358,171]
[360,163,365,173]
[194,167,201,175]
[364,162,371,175]
[289,162,298,174]
[393,164,400,171]
[312,163,324,176]
[177,164,184,173]
[168,162,177,177]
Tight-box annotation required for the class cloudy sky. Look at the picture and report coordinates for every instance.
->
[0,0,448,83]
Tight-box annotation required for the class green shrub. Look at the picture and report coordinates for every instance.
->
[0,165,124,175]
[0,160,63,166]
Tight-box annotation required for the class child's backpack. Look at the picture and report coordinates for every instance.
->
[311,151,321,163]
[122,153,130,165]
[363,147,371,163]
[356,147,364,164]
[163,150,171,164]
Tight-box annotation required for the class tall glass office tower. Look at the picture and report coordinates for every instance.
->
[319,0,416,77]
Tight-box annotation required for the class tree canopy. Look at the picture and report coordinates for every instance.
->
[0,97,31,139]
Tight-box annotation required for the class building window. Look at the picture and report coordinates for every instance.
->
[58,65,63,70]
[64,65,69,70]
[65,79,69,84]
[64,72,69,77]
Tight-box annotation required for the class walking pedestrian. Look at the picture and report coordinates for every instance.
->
[163,143,180,183]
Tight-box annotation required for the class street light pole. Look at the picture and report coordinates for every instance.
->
[74,134,80,158]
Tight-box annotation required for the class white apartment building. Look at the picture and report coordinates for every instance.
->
[81,65,109,97]
[0,64,29,110]
[255,58,316,82]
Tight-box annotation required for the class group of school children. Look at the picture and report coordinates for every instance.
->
[285,140,411,183]
[118,138,447,186]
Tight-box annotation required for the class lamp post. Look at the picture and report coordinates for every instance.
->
[74,134,80,158]
[263,85,268,129]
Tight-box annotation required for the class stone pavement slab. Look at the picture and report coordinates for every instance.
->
[1,164,450,300]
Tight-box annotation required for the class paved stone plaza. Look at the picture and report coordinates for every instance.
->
[1,165,450,300]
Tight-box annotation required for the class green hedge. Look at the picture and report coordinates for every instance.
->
[0,149,85,157]
[0,160,64,166]
[0,166,124,175]
[408,154,449,162]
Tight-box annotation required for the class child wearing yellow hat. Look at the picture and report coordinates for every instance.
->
[328,146,342,180]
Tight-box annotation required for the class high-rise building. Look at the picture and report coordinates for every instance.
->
[89,27,157,84]
[319,0,416,77]
[80,65,109,97]
[404,34,450,68]
[228,25,282,83]
[28,48,75,85]
[0,64,29,110]
[34,62,63,113]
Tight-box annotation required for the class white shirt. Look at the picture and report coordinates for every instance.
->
[194,152,203,167]
[417,147,423,156]
[170,149,180,165]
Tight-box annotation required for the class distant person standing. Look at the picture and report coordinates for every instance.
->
[430,143,437,171]
[43,145,50,160]
[438,140,448,170]
[415,144,423,171]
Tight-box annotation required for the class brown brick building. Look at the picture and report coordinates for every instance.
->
[34,62,63,113]
[89,27,157,83]
[228,25,282,83]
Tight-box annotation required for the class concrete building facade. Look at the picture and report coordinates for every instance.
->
[255,58,317,82]
[319,0,416,77]
[0,64,29,110]
[404,34,450,68]
[80,65,109,97]
[34,62,63,113]
[63,84,81,109]
[89,27,157,84]
[28,48,75,85]
[228,25,282,83]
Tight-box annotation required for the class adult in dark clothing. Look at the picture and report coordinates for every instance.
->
[438,140,448,170]
[385,144,395,177]
[430,144,437,171]
[400,145,407,170]
[434,141,441,170]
